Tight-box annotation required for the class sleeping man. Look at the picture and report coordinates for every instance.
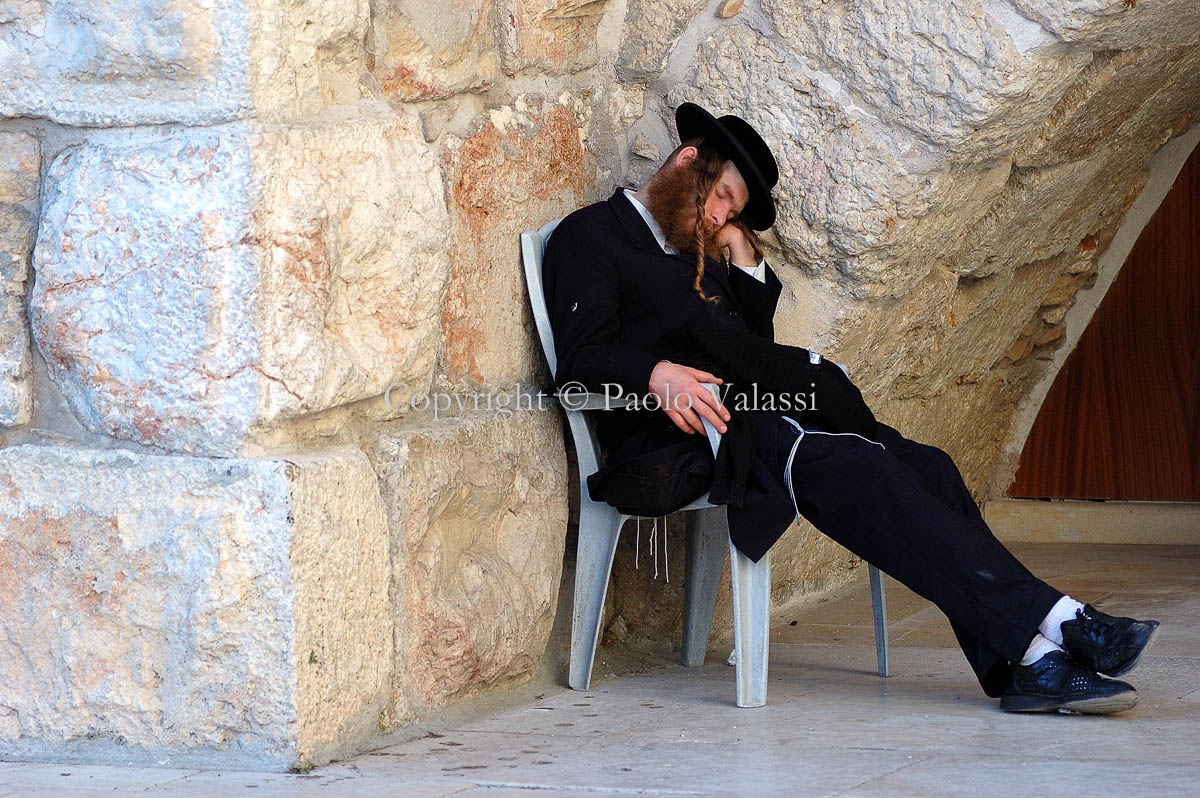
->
[540,101,1160,714]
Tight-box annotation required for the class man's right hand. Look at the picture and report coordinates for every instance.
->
[648,361,730,436]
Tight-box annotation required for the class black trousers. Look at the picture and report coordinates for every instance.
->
[767,415,1063,697]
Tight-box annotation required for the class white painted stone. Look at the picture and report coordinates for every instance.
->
[0,130,38,427]
[31,108,449,456]
[0,0,370,125]
[0,444,391,770]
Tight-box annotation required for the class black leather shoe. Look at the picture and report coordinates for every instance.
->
[1060,604,1160,678]
[1000,651,1138,714]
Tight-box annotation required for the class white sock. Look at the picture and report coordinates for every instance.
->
[1020,633,1064,666]
[1038,595,1086,645]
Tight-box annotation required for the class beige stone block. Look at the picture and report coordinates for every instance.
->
[616,0,709,83]
[497,0,609,76]
[364,406,567,724]
[1032,322,1063,346]
[1008,0,1200,49]
[437,94,594,390]
[1015,46,1196,168]
[30,108,449,456]
[0,131,37,428]
[954,158,1107,278]
[716,0,745,18]
[1041,305,1068,325]
[371,0,498,101]
[0,0,371,125]
[0,444,391,770]
[1041,271,1091,307]
[1005,334,1034,363]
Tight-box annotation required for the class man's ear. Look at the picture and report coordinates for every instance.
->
[674,145,698,169]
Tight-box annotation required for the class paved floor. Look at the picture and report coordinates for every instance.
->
[1,543,1197,797]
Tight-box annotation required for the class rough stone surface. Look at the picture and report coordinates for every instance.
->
[31,109,449,456]
[497,0,609,76]
[438,94,594,390]
[616,0,709,84]
[672,9,1200,501]
[0,131,38,427]
[0,0,370,125]
[363,407,568,726]
[0,444,391,769]
[371,0,498,101]
[1008,0,1200,49]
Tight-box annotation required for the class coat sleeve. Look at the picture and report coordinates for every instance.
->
[541,217,665,396]
[728,259,783,342]
[687,322,879,439]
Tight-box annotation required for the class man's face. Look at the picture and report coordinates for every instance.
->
[703,160,750,234]
[645,149,750,256]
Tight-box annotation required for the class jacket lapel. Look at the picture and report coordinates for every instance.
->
[606,187,735,299]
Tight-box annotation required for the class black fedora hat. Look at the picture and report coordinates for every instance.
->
[674,102,779,230]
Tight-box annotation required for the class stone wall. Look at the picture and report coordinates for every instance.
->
[1,0,1197,770]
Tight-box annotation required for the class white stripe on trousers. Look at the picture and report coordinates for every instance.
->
[780,415,887,525]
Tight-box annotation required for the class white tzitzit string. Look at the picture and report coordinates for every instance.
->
[663,515,669,583]
[635,517,640,569]
[650,517,658,578]
[633,515,670,582]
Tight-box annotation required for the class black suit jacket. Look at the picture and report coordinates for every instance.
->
[541,187,876,562]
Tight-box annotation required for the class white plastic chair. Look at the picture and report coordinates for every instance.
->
[521,218,890,708]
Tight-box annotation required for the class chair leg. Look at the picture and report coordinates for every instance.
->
[869,564,890,677]
[569,498,628,691]
[730,540,770,708]
[681,506,728,667]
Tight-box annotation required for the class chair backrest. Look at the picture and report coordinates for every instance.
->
[520,218,564,377]
[521,217,609,480]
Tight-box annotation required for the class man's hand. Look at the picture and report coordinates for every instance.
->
[648,361,730,436]
[713,220,758,267]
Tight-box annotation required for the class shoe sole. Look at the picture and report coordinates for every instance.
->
[1106,621,1161,678]
[1000,691,1139,715]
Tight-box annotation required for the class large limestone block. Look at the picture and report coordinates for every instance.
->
[0,444,391,770]
[497,0,609,76]
[364,405,567,724]
[1015,46,1198,168]
[669,4,1200,510]
[0,130,37,427]
[0,0,369,125]
[438,94,594,390]
[371,0,498,101]
[31,109,449,456]
[616,0,709,84]
[671,25,994,297]
[1008,0,1200,49]
[762,0,1088,158]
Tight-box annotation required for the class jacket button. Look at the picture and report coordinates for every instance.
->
[728,309,739,318]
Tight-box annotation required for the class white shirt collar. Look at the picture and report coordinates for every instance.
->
[623,188,680,255]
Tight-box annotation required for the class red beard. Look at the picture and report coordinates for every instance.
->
[643,164,724,260]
